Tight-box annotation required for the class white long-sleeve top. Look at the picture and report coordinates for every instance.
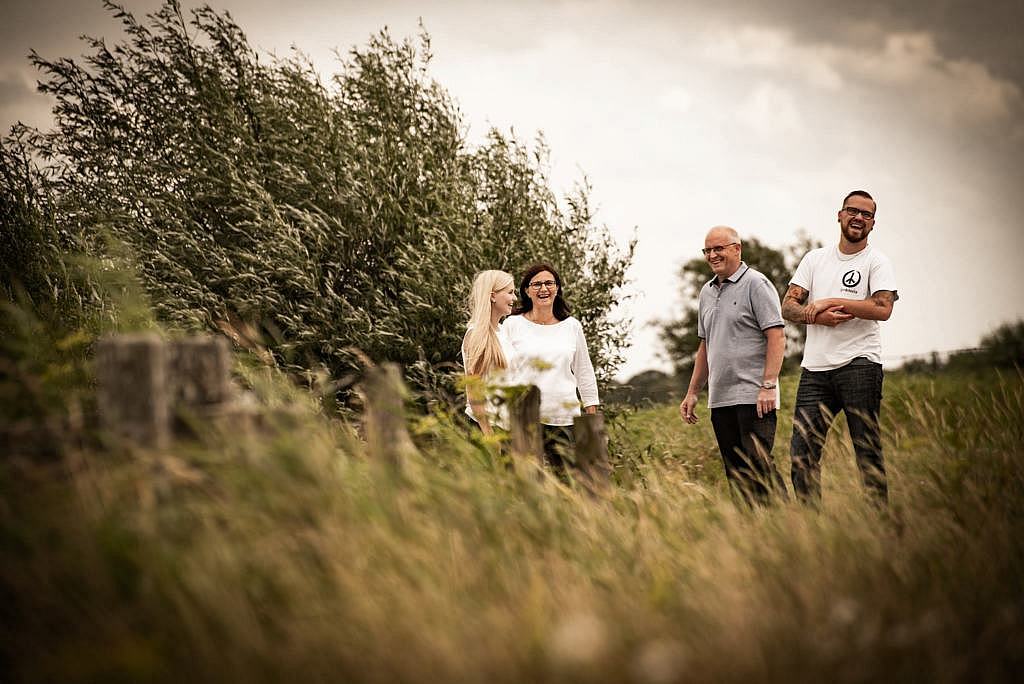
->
[500,315,600,426]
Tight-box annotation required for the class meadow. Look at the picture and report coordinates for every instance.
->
[2,349,1021,683]
[2,4,1021,680]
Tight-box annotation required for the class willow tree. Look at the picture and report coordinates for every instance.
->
[4,0,632,398]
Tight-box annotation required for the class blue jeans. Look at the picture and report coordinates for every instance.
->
[790,358,887,505]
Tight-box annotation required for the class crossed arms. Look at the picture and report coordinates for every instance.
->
[782,285,896,326]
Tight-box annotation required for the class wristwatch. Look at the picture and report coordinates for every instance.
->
[760,381,777,390]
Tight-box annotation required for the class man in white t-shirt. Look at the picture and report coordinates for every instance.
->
[782,190,898,506]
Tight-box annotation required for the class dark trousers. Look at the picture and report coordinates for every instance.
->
[790,358,887,506]
[710,404,788,507]
[542,424,575,476]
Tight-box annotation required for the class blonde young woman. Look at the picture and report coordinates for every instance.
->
[462,270,518,435]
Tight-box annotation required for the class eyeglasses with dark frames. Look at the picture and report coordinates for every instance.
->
[843,206,875,220]
[528,280,557,290]
[701,242,737,257]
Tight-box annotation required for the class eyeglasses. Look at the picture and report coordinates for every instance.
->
[843,206,875,220]
[701,242,737,257]
[528,280,557,290]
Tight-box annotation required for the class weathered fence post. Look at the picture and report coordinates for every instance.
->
[167,335,234,434]
[574,413,611,491]
[508,385,542,462]
[96,333,169,449]
[361,363,418,467]
[168,335,232,406]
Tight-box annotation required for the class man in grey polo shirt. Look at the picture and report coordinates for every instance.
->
[679,226,789,506]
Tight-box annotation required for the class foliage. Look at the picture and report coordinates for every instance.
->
[948,319,1024,370]
[605,368,683,406]
[979,319,1024,366]
[2,129,156,446]
[0,128,96,329]
[9,0,632,401]
[900,319,1024,374]
[656,233,819,376]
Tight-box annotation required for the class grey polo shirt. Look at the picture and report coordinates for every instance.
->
[697,262,784,408]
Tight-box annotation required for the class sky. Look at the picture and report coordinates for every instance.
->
[3,0,1023,380]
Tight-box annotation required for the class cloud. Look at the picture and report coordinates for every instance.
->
[0,68,53,132]
[736,81,801,134]
[0,69,36,104]
[701,26,844,91]
[698,24,1023,129]
[657,85,692,114]
[851,32,1023,125]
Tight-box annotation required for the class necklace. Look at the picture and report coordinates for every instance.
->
[527,312,558,325]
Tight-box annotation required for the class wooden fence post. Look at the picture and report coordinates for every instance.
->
[361,363,418,467]
[574,413,611,491]
[168,335,232,406]
[508,385,542,462]
[96,333,169,449]
[167,335,239,436]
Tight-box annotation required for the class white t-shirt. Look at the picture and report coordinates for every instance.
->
[500,315,600,426]
[461,325,516,429]
[791,244,898,371]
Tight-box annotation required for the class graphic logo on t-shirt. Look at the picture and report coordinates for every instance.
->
[842,270,862,287]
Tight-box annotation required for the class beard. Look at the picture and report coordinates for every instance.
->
[842,225,868,243]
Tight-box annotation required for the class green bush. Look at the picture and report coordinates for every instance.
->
[0,129,94,328]
[7,0,632,399]
[978,320,1024,368]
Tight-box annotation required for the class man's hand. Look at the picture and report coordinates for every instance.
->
[809,298,836,320]
[814,305,853,327]
[800,298,852,325]
[679,393,699,424]
[756,387,776,418]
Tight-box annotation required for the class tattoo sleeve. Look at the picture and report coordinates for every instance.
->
[782,284,809,323]
[868,290,896,319]
[871,290,895,308]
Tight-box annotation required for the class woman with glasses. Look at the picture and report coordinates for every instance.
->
[502,263,600,472]
[462,270,518,435]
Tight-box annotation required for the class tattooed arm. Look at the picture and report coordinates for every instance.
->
[806,290,897,322]
[781,284,809,323]
[782,284,855,327]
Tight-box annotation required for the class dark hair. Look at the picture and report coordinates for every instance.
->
[514,263,571,321]
[842,190,876,212]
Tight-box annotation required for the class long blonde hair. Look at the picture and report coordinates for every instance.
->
[464,269,513,376]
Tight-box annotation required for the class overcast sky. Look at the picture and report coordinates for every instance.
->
[3,0,1023,380]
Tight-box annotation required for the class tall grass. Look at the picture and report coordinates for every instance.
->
[2,363,1022,682]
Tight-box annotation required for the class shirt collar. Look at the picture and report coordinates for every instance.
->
[711,262,749,287]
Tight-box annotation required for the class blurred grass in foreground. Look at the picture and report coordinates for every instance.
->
[1,346,1022,682]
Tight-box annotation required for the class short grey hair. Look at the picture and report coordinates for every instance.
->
[707,225,741,244]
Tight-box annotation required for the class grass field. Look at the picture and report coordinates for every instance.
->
[2,359,1022,683]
